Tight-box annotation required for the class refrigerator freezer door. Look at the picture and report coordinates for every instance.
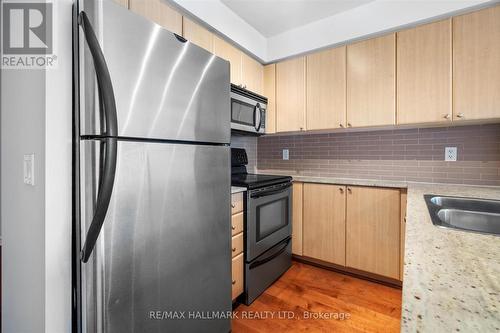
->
[79,0,230,143]
[80,139,231,333]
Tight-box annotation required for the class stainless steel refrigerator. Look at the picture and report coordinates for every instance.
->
[73,1,231,332]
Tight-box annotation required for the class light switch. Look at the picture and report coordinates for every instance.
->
[23,154,35,186]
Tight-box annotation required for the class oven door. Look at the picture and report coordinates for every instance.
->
[246,183,292,261]
[230,92,265,134]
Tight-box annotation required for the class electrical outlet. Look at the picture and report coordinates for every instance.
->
[282,149,289,160]
[445,147,457,161]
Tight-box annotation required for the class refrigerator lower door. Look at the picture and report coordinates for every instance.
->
[80,139,231,333]
[79,0,230,144]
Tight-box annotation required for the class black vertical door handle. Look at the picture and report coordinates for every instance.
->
[79,11,118,263]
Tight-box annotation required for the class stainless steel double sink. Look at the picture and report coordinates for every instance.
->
[424,195,500,236]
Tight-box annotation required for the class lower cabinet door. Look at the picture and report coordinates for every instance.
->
[232,253,244,300]
[346,186,400,279]
[303,183,346,266]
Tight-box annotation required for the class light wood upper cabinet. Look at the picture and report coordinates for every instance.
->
[397,20,452,124]
[307,46,346,130]
[129,0,182,35]
[346,186,400,279]
[182,18,213,52]
[264,64,276,134]
[276,57,306,132]
[241,53,264,95]
[303,184,346,266]
[292,182,303,256]
[347,34,396,127]
[454,5,500,121]
[213,36,242,85]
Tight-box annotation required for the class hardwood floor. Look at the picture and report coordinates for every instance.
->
[232,261,402,333]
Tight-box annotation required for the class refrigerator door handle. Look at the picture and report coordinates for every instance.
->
[79,11,118,263]
[81,138,117,263]
[78,11,118,137]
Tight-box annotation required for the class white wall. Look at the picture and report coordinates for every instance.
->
[2,65,47,333]
[1,0,73,332]
[44,1,73,332]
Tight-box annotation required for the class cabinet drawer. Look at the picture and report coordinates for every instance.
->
[231,253,244,300]
[231,192,243,214]
[231,232,244,258]
[231,212,244,236]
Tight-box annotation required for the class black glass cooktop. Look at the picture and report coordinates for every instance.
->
[232,173,292,190]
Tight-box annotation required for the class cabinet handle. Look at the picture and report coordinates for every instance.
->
[347,123,352,127]
[232,225,236,230]
[232,280,236,285]
[232,247,236,252]
[443,114,451,119]
[339,123,344,128]
[231,203,236,208]
[300,127,304,131]
[456,113,464,118]
[347,187,352,193]
[339,187,344,193]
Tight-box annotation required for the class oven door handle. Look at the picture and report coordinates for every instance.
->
[249,237,291,270]
[251,183,291,199]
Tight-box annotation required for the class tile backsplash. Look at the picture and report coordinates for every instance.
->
[231,134,258,172]
[257,124,500,186]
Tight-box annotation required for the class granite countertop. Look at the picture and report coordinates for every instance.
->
[256,169,408,188]
[402,183,500,332]
[257,170,500,331]
[231,186,246,194]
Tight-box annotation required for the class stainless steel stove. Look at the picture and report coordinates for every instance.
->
[231,148,292,305]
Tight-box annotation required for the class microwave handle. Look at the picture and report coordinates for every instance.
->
[254,103,262,132]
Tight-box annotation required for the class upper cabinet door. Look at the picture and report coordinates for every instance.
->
[263,64,276,134]
[276,57,306,132]
[306,46,346,130]
[397,20,452,124]
[347,34,396,127]
[454,6,500,121]
[213,36,242,85]
[182,18,213,53]
[241,53,264,95]
[129,0,182,35]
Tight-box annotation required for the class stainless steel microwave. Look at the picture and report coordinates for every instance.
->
[230,84,267,135]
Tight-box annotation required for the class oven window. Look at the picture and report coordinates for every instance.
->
[256,197,289,241]
[231,99,255,126]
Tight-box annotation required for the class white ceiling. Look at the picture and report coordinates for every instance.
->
[220,0,376,37]
[173,0,498,62]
